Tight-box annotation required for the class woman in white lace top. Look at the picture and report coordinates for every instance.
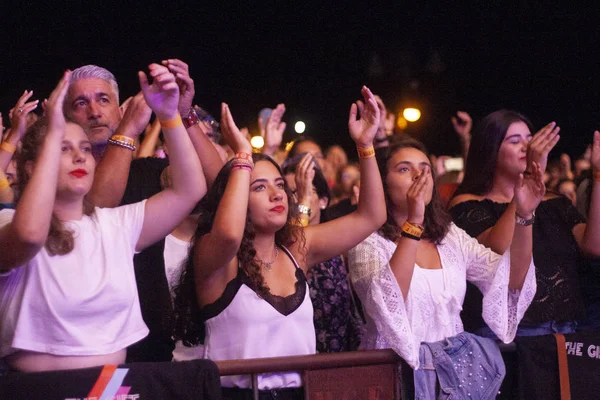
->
[348,138,541,368]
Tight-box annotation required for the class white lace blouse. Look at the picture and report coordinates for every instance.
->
[348,224,536,369]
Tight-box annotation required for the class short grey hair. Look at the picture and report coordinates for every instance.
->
[70,65,119,103]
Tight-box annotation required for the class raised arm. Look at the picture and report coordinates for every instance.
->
[0,72,70,271]
[0,91,39,172]
[508,162,545,289]
[573,131,600,256]
[194,103,253,281]
[451,111,472,161]
[87,92,152,207]
[134,64,206,251]
[136,119,161,159]
[162,59,224,188]
[388,166,432,300]
[261,103,286,157]
[303,86,386,267]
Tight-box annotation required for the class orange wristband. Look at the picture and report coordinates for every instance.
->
[0,177,9,190]
[1,141,16,154]
[357,145,375,159]
[594,172,600,182]
[110,135,135,146]
[159,114,183,129]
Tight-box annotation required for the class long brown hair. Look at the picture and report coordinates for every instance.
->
[16,120,94,256]
[376,137,451,244]
[455,109,533,197]
[172,153,304,345]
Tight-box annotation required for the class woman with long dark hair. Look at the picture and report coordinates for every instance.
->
[348,136,540,374]
[450,109,600,336]
[173,86,386,397]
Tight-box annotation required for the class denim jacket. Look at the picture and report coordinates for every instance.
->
[414,332,505,400]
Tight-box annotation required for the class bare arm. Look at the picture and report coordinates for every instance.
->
[261,104,286,157]
[451,111,472,161]
[475,201,517,254]
[136,119,161,159]
[193,103,253,284]
[304,86,386,267]
[186,122,224,188]
[507,164,545,289]
[134,65,206,252]
[161,59,225,188]
[87,92,151,207]
[449,194,517,254]
[0,91,39,172]
[0,73,70,270]
[388,167,431,300]
[573,131,600,256]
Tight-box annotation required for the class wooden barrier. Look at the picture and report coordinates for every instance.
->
[216,349,403,399]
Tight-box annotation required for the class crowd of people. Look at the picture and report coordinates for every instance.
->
[0,60,599,399]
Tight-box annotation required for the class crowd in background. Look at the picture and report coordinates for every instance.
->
[1,59,599,400]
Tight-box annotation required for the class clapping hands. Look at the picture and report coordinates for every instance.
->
[138,64,179,120]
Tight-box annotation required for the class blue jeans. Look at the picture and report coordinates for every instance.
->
[475,320,577,339]
[414,332,505,400]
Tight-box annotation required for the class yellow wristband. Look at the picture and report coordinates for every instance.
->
[401,221,424,237]
[1,141,16,154]
[0,177,9,190]
[110,135,135,146]
[159,114,183,129]
[357,146,375,159]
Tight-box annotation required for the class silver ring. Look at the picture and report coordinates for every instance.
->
[18,108,23,113]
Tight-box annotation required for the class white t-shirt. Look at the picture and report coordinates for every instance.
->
[162,234,204,361]
[164,234,191,295]
[0,201,149,358]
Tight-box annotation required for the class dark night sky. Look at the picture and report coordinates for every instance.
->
[3,2,599,160]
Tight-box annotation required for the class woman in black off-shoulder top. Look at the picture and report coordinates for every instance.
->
[449,109,600,337]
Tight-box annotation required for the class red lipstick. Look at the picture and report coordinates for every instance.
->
[270,205,286,213]
[69,169,88,178]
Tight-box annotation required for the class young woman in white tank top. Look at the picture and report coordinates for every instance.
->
[173,87,387,396]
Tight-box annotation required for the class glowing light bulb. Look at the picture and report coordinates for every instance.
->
[294,121,306,134]
[403,108,421,122]
[250,135,265,149]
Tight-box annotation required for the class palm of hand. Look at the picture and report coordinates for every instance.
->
[350,111,378,144]
[515,175,544,215]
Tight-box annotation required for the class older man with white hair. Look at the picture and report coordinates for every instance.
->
[64,61,225,363]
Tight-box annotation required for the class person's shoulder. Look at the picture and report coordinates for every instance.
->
[448,193,486,209]
[543,192,561,201]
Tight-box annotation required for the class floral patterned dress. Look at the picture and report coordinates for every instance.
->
[306,255,364,353]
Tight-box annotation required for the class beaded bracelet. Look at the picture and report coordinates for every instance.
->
[110,135,135,147]
[108,137,136,151]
